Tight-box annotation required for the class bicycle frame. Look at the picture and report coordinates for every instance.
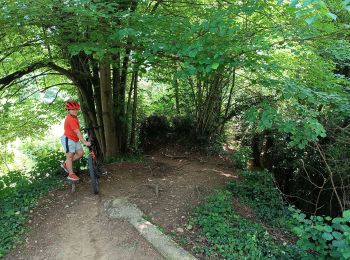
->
[83,126,102,194]
[84,127,101,160]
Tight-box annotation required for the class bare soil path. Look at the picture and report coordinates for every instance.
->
[5,145,237,260]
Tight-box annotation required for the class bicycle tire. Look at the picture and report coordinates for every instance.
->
[88,155,99,194]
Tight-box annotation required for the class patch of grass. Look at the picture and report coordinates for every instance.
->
[189,190,304,259]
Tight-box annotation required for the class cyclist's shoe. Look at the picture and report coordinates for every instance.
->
[60,161,69,173]
[67,173,80,181]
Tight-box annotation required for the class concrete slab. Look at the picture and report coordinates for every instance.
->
[105,198,197,260]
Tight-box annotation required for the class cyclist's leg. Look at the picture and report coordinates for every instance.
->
[73,148,84,162]
[61,136,74,173]
[65,152,75,174]
[61,136,80,180]
[66,152,80,181]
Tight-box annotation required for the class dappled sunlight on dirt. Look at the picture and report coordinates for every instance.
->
[5,144,237,260]
[200,168,239,179]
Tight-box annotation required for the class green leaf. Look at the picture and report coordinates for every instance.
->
[327,12,337,20]
[290,0,299,7]
[315,224,324,231]
[306,15,318,24]
[211,63,220,70]
[342,210,350,221]
[293,226,304,235]
[321,232,333,241]
[332,239,346,248]
[332,231,343,240]
[188,50,197,58]
[342,248,350,259]
[324,225,332,232]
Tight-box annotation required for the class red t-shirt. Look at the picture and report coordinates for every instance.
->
[64,115,80,142]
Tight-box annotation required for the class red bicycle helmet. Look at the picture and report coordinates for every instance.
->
[65,100,81,110]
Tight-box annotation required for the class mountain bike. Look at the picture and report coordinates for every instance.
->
[82,126,103,194]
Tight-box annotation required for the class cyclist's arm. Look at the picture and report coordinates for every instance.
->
[73,129,91,146]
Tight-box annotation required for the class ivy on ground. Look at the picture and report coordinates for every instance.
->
[0,147,64,258]
[190,190,304,259]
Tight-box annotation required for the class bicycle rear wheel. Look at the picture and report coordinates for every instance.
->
[88,155,99,194]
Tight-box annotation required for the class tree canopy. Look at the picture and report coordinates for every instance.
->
[1,0,349,155]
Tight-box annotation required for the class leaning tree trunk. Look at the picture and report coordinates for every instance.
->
[99,59,119,158]
[70,53,98,128]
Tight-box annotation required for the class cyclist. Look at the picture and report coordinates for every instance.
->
[60,100,91,181]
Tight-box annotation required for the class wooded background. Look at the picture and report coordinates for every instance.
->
[1,0,350,216]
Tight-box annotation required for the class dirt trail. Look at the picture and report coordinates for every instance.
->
[5,145,237,260]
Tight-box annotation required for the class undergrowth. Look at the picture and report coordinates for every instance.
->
[0,146,65,258]
[190,190,304,259]
[226,170,294,228]
[189,169,350,259]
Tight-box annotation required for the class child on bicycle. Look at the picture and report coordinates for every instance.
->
[60,100,91,181]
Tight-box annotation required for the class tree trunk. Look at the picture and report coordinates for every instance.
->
[91,59,106,155]
[69,53,98,129]
[252,133,261,168]
[130,70,138,147]
[118,47,131,153]
[220,69,235,134]
[173,75,180,114]
[100,59,119,158]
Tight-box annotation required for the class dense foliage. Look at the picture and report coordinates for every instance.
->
[291,207,350,259]
[190,170,350,259]
[0,145,64,257]
[1,0,349,156]
[227,171,291,227]
[190,190,303,259]
[1,0,350,258]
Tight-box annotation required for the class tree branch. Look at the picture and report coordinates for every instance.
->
[0,62,77,91]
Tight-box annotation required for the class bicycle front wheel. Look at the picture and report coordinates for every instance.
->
[88,155,99,194]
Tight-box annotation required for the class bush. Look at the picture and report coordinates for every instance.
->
[139,114,170,151]
[0,145,64,257]
[246,120,350,217]
[230,146,252,169]
[172,115,195,139]
[23,143,87,175]
[291,208,350,259]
